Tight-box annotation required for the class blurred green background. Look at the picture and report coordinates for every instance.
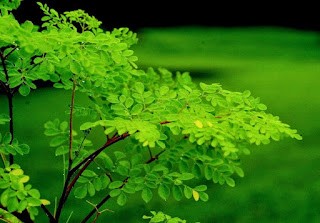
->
[1,26,319,222]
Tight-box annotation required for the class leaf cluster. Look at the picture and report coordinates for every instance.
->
[0,164,50,220]
[143,211,196,223]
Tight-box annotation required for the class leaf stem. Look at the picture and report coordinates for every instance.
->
[68,77,77,167]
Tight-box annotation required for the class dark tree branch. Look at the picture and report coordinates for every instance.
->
[41,204,56,223]
[55,120,170,222]
[54,132,130,222]
[70,132,130,175]
[80,195,111,223]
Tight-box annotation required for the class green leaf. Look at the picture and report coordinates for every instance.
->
[104,126,116,135]
[141,187,153,203]
[33,57,43,64]
[87,182,95,196]
[80,121,99,130]
[114,151,126,160]
[19,85,31,96]
[131,104,143,115]
[82,170,97,177]
[225,177,235,187]
[78,176,90,184]
[158,184,170,201]
[21,20,34,31]
[55,146,68,156]
[0,114,10,125]
[159,86,169,96]
[3,132,12,144]
[7,196,19,212]
[192,190,200,201]
[204,165,213,180]
[125,97,134,108]
[116,165,129,176]
[234,166,244,177]
[0,189,10,207]
[0,181,10,189]
[179,160,189,173]
[16,143,30,155]
[210,158,224,166]
[19,175,29,184]
[172,185,183,201]
[60,121,68,131]
[194,185,207,192]
[108,181,123,189]
[183,186,192,199]
[26,197,42,206]
[122,184,136,194]
[192,163,202,177]
[10,169,24,176]
[257,103,267,110]
[100,175,111,189]
[109,189,121,197]
[199,191,209,202]
[212,170,219,183]
[107,95,120,103]
[18,200,28,212]
[44,128,60,136]
[70,60,82,74]
[179,173,194,181]
[243,90,251,97]
[92,178,102,191]
[49,136,67,147]
[74,185,87,199]
[117,193,127,206]
[104,155,114,169]
[134,82,144,94]
[28,189,40,199]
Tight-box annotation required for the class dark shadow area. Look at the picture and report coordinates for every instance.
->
[15,0,320,32]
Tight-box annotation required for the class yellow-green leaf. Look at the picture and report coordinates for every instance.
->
[194,120,203,128]
[192,189,200,201]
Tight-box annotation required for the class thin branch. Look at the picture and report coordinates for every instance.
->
[3,45,18,59]
[80,195,111,223]
[55,132,129,222]
[67,132,130,191]
[159,120,171,125]
[54,78,77,222]
[85,200,113,223]
[70,132,129,175]
[0,51,10,83]
[41,204,56,223]
[81,177,128,223]
[146,150,166,164]
[68,78,77,167]
[54,168,73,221]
